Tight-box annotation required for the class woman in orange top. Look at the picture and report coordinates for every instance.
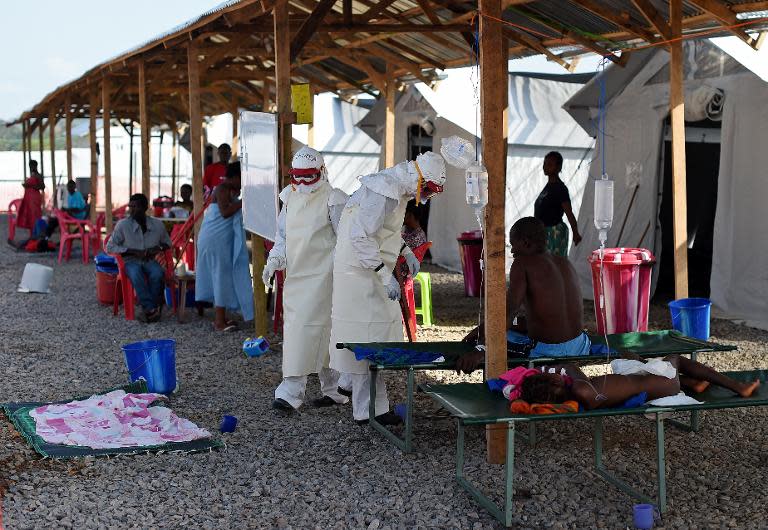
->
[16,160,45,235]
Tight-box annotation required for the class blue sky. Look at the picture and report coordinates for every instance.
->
[0,0,602,122]
[1,0,217,121]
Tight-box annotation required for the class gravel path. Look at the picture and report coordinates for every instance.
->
[1,220,767,529]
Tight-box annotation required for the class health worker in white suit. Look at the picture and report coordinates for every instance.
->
[263,146,350,414]
[330,151,447,424]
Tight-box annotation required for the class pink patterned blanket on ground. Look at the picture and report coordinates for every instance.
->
[29,390,211,449]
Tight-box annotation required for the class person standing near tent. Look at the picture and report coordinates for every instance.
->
[202,143,232,200]
[330,151,446,425]
[195,161,254,331]
[16,160,45,238]
[534,151,581,256]
[262,147,350,414]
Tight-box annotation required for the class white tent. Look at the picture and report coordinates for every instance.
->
[565,40,768,330]
[358,68,594,271]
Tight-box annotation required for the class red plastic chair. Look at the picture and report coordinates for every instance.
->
[106,233,177,321]
[8,198,21,241]
[54,209,90,264]
[398,241,432,341]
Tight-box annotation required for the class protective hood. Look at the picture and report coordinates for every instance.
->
[290,146,327,193]
[359,151,446,201]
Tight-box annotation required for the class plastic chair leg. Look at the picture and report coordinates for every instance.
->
[414,272,433,327]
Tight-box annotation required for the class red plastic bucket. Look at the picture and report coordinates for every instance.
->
[96,270,117,305]
[457,230,483,297]
[589,248,656,334]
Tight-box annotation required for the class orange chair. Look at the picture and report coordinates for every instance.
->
[107,235,177,321]
[398,242,432,341]
[54,209,90,264]
[7,198,21,241]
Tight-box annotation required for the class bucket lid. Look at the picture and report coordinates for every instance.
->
[588,247,655,265]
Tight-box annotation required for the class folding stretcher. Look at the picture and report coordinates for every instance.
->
[421,371,768,527]
[336,331,736,452]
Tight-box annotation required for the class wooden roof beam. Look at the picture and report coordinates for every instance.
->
[358,0,399,23]
[631,0,673,40]
[313,62,377,97]
[502,28,575,71]
[566,0,659,43]
[369,43,432,84]
[687,0,761,49]
[290,0,339,62]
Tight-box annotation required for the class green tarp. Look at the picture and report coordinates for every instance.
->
[2,381,223,459]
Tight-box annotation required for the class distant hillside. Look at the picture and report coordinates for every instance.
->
[0,120,89,151]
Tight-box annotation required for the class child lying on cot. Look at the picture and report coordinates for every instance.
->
[458,216,588,371]
[520,354,760,410]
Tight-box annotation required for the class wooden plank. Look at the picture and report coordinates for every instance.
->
[503,28,574,71]
[22,120,27,180]
[290,0,338,62]
[65,95,73,180]
[139,60,151,197]
[171,128,178,198]
[343,0,352,25]
[89,87,99,223]
[48,109,57,208]
[479,0,508,465]
[102,78,114,232]
[566,0,658,43]
[631,0,672,40]
[275,0,293,185]
[384,63,396,168]
[39,119,44,178]
[669,0,689,300]
[371,43,431,84]
[687,0,759,48]
[232,108,239,157]
[188,41,205,238]
[359,0,399,22]
[251,233,268,337]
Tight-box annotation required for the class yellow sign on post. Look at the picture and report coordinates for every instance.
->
[291,83,313,125]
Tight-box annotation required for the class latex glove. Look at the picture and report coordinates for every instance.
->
[403,248,420,276]
[262,256,285,286]
[376,267,401,301]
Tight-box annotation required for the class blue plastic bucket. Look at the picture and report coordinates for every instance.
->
[121,339,177,394]
[668,298,712,340]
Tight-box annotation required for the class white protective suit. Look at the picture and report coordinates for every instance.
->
[265,148,349,409]
[330,151,447,421]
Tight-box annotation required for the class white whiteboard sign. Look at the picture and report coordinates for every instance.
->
[240,111,279,239]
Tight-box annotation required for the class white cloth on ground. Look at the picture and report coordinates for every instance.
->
[610,359,678,379]
[274,368,348,409]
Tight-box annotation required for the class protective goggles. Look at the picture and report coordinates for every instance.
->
[289,167,322,186]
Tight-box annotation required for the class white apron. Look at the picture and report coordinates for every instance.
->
[330,199,407,374]
[281,182,336,377]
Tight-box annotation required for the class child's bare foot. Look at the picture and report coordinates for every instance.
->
[679,376,709,393]
[737,380,760,398]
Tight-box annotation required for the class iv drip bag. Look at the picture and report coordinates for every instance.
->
[594,178,614,245]
[465,162,488,209]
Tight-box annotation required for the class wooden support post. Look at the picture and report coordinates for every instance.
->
[48,109,57,208]
[171,128,178,198]
[102,78,114,233]
[139,60,151,198]
[65,95,73,180]
[251,232,268,337]
[231,109,239,157]
[480,0,508,465]
[39,120,45,180]
[188,41,204,237]
[22,120,27,179]
[669,0,689,299]
[307,122,315,149]
[274,0,293,186]
[384,64,396,168]
[89,86,99,223]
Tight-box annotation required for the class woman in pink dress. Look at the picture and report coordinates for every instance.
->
[16,160,45,236]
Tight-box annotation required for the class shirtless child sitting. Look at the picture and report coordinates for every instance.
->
[457,217,588,373]
[522,354,760,410]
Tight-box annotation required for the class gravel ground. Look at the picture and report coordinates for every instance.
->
[1,219,767,529]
